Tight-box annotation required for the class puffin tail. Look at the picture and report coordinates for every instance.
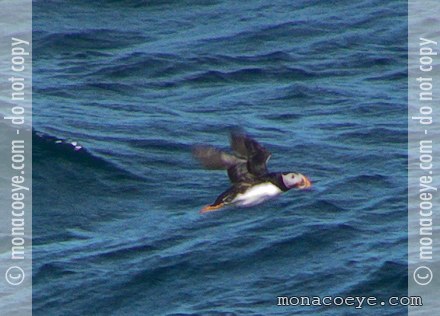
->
[200,203,225,214]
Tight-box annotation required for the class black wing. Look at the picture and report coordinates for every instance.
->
[230,132,271,177]
[192,145,242,169]
[192,145,255,184]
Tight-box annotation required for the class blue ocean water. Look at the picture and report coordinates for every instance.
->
[32,0,407,315]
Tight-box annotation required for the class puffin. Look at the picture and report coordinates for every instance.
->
[193,131,312,213]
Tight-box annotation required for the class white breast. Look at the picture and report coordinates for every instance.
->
[232,183,282,207]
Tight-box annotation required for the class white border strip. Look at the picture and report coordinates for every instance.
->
[0,1,32,315]
[408,0,440,314]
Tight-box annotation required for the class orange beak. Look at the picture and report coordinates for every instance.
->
[299,176,312,189]
[200,203,225,214]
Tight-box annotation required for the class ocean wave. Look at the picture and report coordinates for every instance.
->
[34,129,101,162]
[32,129,144,181]
[337,127,407,145]
[33,29,146,53]
[344,260,407,296]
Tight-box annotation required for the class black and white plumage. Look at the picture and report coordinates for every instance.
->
[193,131,311,213]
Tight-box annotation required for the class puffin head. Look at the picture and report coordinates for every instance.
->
[281,172,312,190]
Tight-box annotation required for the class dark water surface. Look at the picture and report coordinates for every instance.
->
[33,1,407,315]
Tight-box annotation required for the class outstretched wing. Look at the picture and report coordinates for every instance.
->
[192,145,241,169]
[230,132,271,177]
[192,145,255,184]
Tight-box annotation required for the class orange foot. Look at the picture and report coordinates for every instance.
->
[200,203,225,214]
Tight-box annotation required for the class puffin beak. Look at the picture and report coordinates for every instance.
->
[298,176,312,189]
[200,203,225,214]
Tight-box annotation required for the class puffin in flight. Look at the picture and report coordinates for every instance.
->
[193,131,312,213]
